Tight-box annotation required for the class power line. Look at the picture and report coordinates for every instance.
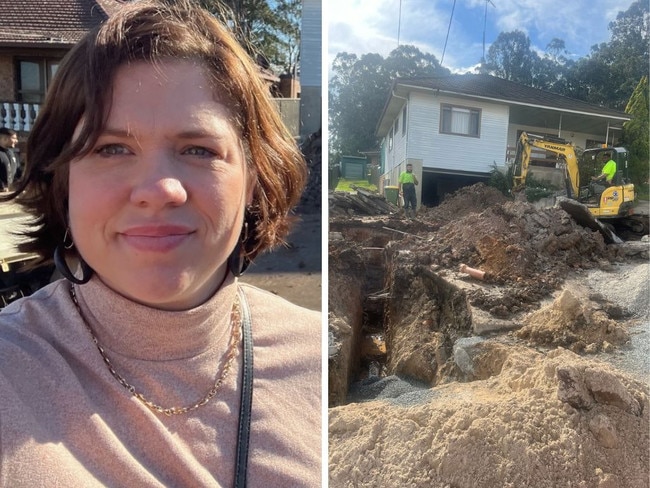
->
[440,0,456,67]
[397,0,402,47]
[482,0,496,64]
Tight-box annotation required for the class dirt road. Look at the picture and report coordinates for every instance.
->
[241,212,322,311]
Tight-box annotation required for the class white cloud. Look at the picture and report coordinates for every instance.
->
[326,0,637,73]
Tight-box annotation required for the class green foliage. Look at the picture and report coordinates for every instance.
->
[199,0,300,74]
[487,163,560,202]
[523,186,556,203]
[335,178,377,193]
[636,182,650,200]
[329,45,449,157]
[273,0,301,74]
[622,76,650,186]
[487,163,513,196]
[481,1,648,110]
[484,31,537,86]
[564,0,649,109]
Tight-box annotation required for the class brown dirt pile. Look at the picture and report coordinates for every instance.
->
[516,289,630,354]
[396,184,628,317]
[329,348,649,488]
[420,184,613,281]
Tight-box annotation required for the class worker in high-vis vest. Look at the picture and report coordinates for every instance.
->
[398,163,418,218]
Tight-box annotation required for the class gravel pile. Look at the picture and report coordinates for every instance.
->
[347,375,430,404]
[588,261,650,382]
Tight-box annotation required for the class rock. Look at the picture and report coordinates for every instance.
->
[589,413,619,448]
[453,337,485,377]
[584,368,641,415]
[556,365,594,409]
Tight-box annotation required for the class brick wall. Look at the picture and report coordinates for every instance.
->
[0,56,14,100]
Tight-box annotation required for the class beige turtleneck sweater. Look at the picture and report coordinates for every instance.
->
[0,274,321,487]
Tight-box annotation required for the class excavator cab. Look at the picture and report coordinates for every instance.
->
[580,146,636,218]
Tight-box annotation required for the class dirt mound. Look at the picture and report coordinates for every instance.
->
[421,189,612,285]
[394,183,631,318]
[419,183,509,223]
[329,348,649,488]
[516,289,630,354]
[328,182,649,487]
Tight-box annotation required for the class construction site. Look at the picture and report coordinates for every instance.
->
[328,183,649,487]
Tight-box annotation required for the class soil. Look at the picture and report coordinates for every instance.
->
[328,183,649,487]
[240,212,321,311]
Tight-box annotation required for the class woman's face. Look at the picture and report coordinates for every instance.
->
[68,60,253,310]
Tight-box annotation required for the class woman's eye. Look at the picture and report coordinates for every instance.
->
[95,144,130,156]
[183,146,216,157]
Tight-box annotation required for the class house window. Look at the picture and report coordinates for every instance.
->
[440,104,480,137]
[401,105,407,136]
[388,127,393,150]
[16,58,60,103]
[393,118,399,137]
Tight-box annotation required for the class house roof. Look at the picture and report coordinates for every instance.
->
[377,73,631,138]
[0,0,127,48]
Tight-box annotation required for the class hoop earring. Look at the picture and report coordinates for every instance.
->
[228,205,257,278]
[54,240,93,285]
[227,221,251,277]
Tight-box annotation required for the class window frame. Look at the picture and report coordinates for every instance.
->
[440,103,481,138]
[15,57,61,104]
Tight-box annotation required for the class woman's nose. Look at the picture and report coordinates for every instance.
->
[129,153,188,208]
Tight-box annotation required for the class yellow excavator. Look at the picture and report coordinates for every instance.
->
[512,132,647,239]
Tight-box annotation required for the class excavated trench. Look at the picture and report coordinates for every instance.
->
[329,220,474,406]
[329,185,650,487]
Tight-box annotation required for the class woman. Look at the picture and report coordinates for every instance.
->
[0,1,321,487]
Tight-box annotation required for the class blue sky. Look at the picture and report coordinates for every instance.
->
[326,0,637,73]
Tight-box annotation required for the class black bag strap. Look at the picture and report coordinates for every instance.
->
[234,287,254,488]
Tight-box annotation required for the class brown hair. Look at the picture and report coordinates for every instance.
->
[8,0,306,264]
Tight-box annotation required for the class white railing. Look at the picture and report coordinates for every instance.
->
[0,102,41,132]
[2,100,291,135]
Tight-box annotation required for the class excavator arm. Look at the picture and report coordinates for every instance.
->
[512,132,580,198]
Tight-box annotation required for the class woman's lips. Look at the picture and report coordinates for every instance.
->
[119,225,193,252]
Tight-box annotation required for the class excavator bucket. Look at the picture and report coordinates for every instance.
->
[557,197,623,244]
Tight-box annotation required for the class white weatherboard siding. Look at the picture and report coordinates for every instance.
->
[407,92,509,174]
[387,108,408,171]
[300,0,321,88]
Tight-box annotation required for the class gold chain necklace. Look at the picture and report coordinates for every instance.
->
[69,284,241,416]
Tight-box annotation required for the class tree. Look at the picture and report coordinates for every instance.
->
[274,0,301,75]
[329,52,386,161]
[483,31,538,86]
[383,45,446,78]
[532,39,577,93]
[564,0,649,109]
[329,46,449,161]
[199,0,299,74]
[622,76,649,186]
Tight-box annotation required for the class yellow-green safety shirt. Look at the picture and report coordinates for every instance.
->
[602,159,617,182]
[399,172,416,184]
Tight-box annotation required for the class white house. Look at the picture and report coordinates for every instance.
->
[299,0,322,137]
[376,74,631,206]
